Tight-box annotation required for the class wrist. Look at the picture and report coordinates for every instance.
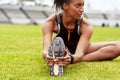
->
[73,54,83,63]
[42,50,48,60]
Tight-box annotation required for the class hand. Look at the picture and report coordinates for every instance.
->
[45,54,55,66]
[54,51,71,67]
[42,50,55,66]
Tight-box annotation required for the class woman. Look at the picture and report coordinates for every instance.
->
[42,0,120,67]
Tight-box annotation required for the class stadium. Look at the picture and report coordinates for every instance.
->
[0,0,53,24]
[0,0,120,26]
[0,0,120,80]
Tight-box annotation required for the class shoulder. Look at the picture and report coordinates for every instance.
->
[42,14,57,31]
[43,14,56,26]
[80,17,93,31]
[80,17,93,34]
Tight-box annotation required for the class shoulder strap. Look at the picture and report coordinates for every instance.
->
[56,13,61,24]
[56,13,61,34]
[77,17,83,35]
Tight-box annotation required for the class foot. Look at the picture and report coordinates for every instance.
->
[48,37,65,76]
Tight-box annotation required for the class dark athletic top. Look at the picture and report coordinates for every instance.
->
[56,13,83,54]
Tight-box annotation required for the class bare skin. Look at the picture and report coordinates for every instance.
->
[42,0,120,66]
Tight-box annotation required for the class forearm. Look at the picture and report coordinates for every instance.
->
[42,20,54,60]
[72,37,91,63]
[70,24,93,64]
[72,53,84,63]
[42,50,48,60]
[42,35,52,60]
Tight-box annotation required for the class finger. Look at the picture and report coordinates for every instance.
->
[56,57,71,63]
[57,57,64,60]
[57,60,70,65]
[58,62,69,67]
[46,57,54,62]
[46,56,53,60]
[47,58,55,62]
[47,61,54,66]
[57,56,70,60]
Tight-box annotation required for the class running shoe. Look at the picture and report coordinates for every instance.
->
[48,37,65,76]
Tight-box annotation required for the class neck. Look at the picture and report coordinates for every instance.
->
[61,13,76,26]
[61,13,77,32]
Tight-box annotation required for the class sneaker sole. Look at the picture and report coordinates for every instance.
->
[48,37,65,76]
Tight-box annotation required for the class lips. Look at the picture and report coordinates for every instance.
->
[78,14,82,17]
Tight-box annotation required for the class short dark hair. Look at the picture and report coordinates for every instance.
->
[53,0,70,11]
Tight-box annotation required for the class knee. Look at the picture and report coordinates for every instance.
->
[109,44,120,56]
[98,44,120,56]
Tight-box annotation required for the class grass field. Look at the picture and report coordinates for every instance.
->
[0,24,120,80]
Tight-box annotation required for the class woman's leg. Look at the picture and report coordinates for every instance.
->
[81,41,120,61]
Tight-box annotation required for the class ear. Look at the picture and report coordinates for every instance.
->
[62,3,68,10]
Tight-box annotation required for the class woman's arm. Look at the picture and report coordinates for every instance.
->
[42,15,56,59]
[73,18,93,63]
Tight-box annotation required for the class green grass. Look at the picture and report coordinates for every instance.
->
[91,26,120,42]
[0,24,120,80]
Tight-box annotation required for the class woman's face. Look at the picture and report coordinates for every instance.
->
[63,0,84,19]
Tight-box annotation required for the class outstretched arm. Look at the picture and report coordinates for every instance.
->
[42,16,55,59]
[73,18,93,63]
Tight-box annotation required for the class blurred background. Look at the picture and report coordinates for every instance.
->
[0,0,120,27]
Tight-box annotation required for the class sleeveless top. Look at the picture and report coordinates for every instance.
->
[56,13,83,54]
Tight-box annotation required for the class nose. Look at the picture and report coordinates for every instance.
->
[80,6,84,12]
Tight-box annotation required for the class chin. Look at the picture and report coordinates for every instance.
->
[76,14,82,18]
[76,16,81,19]
[72,15,81,20]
